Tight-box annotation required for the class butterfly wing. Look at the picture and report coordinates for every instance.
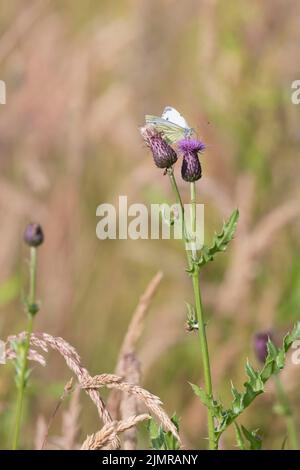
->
[145,114,192,144]
[158,123,189,144]
[162,106,190,129]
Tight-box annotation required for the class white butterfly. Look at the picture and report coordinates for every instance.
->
[145,106,194,144]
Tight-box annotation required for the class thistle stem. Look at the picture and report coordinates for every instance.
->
[167,168,216,449]
[12,246,37,450]
[191,271,216,449]
[189,181,216,450]
[274,374,298,450]
[167,168,188,244]
[190,182,196,237]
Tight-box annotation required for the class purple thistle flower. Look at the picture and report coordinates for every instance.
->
[140,126,177,169]
[181,152,202,182]
[178,138,206,154]
[177,138,205,183]
[23,223,44,247]
[253,331,273,364]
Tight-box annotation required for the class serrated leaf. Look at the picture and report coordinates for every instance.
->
[233,422,246,450]
[241,425,262,450]
[260,324,300,383]
[284,323,300,351]
[231,382,243,414]
[197,209,239,268]
[215,323,300,443]
[267,338,278,358]
[148,415,180,450]
[148,419,165,450]
[190,383,212,408]
[245,361,264,392]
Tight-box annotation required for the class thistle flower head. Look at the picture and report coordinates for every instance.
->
[177,138,205,183]
[181,152,202,182]
[140,125,177,169]
[23,223,44,247]
[254,331,273,364]
[178,138,206,154]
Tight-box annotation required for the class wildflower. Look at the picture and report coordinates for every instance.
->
[178,138,205,182]
[140,125,177,169]
[254,331,273,364]
[23,223,44,247]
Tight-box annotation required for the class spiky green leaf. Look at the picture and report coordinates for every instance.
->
[197,209,239,267]
[192,323,300,443]
[148,415,180,450]
[241,425,262,450]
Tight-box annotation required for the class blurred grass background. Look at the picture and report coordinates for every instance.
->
[0,0,300,449]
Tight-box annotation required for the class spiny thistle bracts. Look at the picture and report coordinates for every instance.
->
[140,126,177,169]
[177,138,205,182]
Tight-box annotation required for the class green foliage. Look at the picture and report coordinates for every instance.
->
[233,422,246,450]
[148,414,180,450]
[190,323,300,444]
[10,339,31,390]
[197,209,239,268]
[233,422,261,450]
[241,425,262,450]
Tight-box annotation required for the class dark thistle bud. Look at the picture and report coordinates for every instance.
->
[178,138,206,183]
[253,331,273,364]
[140,125,177,169]
[23,223,44,247]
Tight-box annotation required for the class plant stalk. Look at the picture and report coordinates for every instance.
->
[190,182,197,259]
[12,246,37,450]
[167,168,216,449]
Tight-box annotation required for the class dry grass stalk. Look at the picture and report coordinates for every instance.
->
[41,378,74,450]
[108,272,163,418]
[82,374,180,444]
[120,354,141,450]
[81,414,150,450]
[118,271,163,361]
[139,304,183,376]
[7,332,119,448]
[34,415,47,450]
[34,333,112,426]
[4,343,46,366]
[47,386,82,450]
[60,386,81,450]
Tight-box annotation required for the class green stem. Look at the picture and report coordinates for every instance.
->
[190,182,197,257]
[190,181,216,449]
[167,168,216,449]
[274,374,298,450]
[192,271,216,449]
[29,247,37,308]
[12,247,37,450]
[167,168,188,247]
[190,182,196,232]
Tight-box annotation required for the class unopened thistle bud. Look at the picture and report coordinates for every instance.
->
[23,223,44,247]
[140,126,177,169]
[178,138,206,182]
[254,331,273,364]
